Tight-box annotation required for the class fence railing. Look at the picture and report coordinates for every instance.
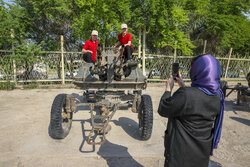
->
[144,53,250,81]
[0,49,249,85]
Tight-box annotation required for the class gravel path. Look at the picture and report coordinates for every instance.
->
[0,83,249,167]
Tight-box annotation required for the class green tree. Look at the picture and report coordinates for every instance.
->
[16,0,77,51]
[184,0,250,56]
[0,0,27,49]
[1,0,249,57]
[14,43,42,79]
[72,0,132,47]
[129,0,195,55]
[206,0,250,55]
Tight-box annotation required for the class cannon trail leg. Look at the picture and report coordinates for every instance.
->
[87,104,117,145]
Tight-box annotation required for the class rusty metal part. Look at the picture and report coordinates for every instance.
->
[132,93,141,113]
[89,104,94,110]
[85,102,118,145]
[226,83,250,105]
[65,95,76,113]
[61,112,71,119]
[101,105,110,123]
[65,95,71,113]
[87,131,106,145]
[101,105,110,115]
[70,96,76,112]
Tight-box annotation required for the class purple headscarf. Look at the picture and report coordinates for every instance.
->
[190,54,225,155]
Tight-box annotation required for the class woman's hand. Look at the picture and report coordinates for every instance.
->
[166,75,174,92]
[175,71,185,87]
[166,72,185,92]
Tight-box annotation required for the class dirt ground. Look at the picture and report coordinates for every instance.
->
[0,82,249,167]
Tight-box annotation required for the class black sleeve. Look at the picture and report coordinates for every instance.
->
[157,87,187,118]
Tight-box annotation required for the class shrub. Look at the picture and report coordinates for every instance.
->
[0,81,16,90]
[23,82,38,89]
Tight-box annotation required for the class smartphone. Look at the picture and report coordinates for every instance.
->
[172,63,179,80]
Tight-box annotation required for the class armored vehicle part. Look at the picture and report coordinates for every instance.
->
[49,48,153,145]
[138,94,153,140]
[223,72,250,105]
[73,49,146,90]
[50,94,75,139]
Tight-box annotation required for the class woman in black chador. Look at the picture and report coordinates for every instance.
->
[158,54,225,167]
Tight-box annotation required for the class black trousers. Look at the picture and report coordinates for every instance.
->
[83,53,95,64]
[124,45,133,62]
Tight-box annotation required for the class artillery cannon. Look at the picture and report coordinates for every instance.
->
[222,72,250,105]
[49,47,153,145]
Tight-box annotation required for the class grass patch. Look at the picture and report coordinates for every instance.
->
[40,85,50,89]
[23,82,39,89]
[0,81,16,90]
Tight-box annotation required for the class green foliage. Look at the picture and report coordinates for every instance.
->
[185,0,250,55]
[23,82,38,89]
[14,43,42,75]
[72,0,132,45]
[0,53,14,80]
[0,0,249,56]
[0,0,27,49]
[0,43,42,81]
[0,81,16,90]
[15,0,77,50]
[129,0,195,55]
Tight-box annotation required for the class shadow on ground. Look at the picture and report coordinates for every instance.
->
[78,119,143,167]
[77,119,95,153]
[225,100,250,114]
[97,140,143,167]
[209,160,222,167]
[48,93,145,166]
[230,117,250,126]
[113,117,141,140]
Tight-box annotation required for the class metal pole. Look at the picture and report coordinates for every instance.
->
[142,26,146,76]
[173,41,177,62]
[138,28,142,68]
[224,48,233,79]
[10,29,16,83]
[13,60,16,82]
[203,40,207,54]
[11,29,16,83]
[60,35,65,84]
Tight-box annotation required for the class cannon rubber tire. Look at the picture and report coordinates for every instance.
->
[138,94,153,140]
[50,94,73,139]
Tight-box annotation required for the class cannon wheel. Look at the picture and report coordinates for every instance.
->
[138,94,153,140]
[50,94,73,139]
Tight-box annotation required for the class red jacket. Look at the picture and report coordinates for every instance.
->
[83,39,99,62]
